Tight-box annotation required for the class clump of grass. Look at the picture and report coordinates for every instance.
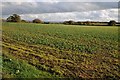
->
[2,53,59,78]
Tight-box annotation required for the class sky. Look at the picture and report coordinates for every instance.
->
[1,0,120,22]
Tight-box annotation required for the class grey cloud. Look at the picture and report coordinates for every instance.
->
[17,9,118,22]
[2,0,119,2]
[2,2,118,15]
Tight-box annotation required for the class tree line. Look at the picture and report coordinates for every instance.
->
[63,20,117,26]
[2,14,117,26]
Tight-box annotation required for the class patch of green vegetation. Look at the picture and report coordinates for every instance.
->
[2,22,118,54]
[2,53,59,78]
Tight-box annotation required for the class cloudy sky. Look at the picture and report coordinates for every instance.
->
[1,0,119,22]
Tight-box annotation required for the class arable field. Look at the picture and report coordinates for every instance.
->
[2,22,120,79]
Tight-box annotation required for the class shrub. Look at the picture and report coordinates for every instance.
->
[6,14,21,22]
[33,19,43,23]
[108,20,116,26]
[21,20,28,23]
[64,20,75,25]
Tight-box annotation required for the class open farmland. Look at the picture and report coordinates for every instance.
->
[2,22,120,79]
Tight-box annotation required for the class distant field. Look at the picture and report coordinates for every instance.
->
[2,22,119,79]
